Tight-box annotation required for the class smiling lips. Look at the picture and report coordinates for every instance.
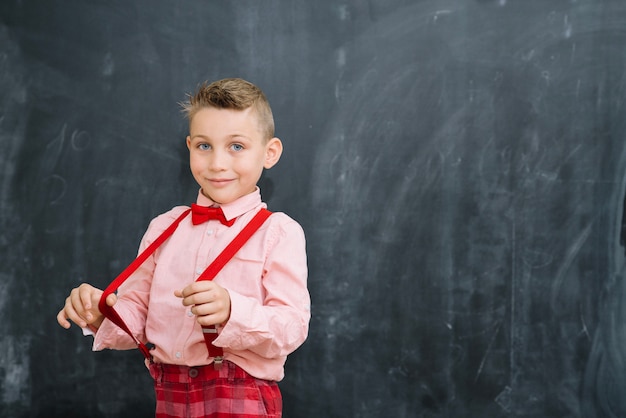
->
[208,178,233,187]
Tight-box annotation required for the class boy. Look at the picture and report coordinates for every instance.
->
[57,78,310,418]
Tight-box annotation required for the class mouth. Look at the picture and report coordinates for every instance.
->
[207,178,233,187]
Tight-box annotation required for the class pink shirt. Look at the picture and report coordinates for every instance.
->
[92,188,310,381]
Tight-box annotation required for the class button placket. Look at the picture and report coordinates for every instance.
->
[195,224,215,279]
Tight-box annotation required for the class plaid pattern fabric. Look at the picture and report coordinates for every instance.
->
[149,361,282,418]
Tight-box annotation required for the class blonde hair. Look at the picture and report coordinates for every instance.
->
[181,78,275,140]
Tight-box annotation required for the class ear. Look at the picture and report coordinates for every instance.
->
[186,136,192,150]
[264,137,283,169]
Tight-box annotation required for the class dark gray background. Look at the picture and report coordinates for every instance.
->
[2,1,626,417]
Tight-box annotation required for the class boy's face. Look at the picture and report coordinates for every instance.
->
[186,107,282,205]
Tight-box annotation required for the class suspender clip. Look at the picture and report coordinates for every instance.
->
[213,356,223,370]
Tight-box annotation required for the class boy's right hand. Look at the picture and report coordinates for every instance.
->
[56,283,117,330]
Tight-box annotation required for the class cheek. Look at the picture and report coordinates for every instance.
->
[188,154,203,171]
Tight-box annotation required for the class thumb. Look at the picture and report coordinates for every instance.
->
[106,293,118,307]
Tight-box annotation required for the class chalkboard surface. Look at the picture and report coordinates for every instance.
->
[2,1,626,417]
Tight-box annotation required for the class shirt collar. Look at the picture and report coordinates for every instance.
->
[195,187,263,221]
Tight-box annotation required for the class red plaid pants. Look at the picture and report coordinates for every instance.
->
[149,361,282,418]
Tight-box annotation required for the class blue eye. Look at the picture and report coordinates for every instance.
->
[231,144,244,152]
[199,143,210,151]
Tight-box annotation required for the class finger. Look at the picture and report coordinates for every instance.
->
[195,309,230,327]
[78,283,94,310]
[56,309,71,329]
[197,299,230,316]
[63,297,88,328]
[194,308,220,326]
[185,289,219,307]
[190,301,212,316]
[68,291,89,324]
[196,314,220,327]
[180,293,200,307]
[176,284,204,305]
[179,281,214,298]
[175,284,196,299]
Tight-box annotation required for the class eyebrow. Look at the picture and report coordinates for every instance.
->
[190,133,254,142]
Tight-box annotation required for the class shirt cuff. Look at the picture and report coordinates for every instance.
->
[81,325,98,337]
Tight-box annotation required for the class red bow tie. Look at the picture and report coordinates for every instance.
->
[191,204,236,227]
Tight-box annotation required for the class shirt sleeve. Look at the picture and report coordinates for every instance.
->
[214,215,310,359]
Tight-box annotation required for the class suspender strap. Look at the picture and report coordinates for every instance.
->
[98,207,272,363]
[197,208,272,366]
[99,208,191,360]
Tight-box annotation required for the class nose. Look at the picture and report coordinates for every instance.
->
[207,149,228,171]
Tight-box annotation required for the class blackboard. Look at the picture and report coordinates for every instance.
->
[2,1,626,417]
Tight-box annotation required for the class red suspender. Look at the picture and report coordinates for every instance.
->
[98,207,272,363]
[197,208,272,368]
[99,208,191,359]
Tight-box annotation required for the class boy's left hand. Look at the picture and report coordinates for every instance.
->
[175,282,231,327]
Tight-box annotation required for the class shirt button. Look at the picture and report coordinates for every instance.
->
[196,268,202,274]
[187,310,194,317]
[175,352,181,359]
[206,229,213,236]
